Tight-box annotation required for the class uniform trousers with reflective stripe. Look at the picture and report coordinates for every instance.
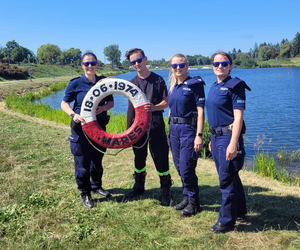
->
[132,113,169,174]
[211,131,247,226]
[69,126,106,197]
[169,122,199,205]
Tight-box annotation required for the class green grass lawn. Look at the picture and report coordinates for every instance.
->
[0,107,300,249]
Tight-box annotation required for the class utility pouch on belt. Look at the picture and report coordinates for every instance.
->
[191,111,198,126]
[241,120,246,134]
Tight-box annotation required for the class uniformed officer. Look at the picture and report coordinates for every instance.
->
[206,51,251,233]
[168,53,205,217]
[61,51,114,209]
[125,48,172,206]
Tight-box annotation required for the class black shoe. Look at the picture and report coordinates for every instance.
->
[210,222,234,234]
[92,188,111,198]
[180,203,201,217]
[160,175,172,206]
[126,187,144,198]
[81,195,94,209]
[126,172,146,198]
[173,195,189,210]
[236,215,246,223]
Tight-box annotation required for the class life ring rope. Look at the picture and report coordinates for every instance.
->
[80,78,151,149]
[81,114,152,156]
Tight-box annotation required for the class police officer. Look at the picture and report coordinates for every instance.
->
[61,51,114,209]
[206,51,251,233]
[168,53,205,217]
[125,48,172,206]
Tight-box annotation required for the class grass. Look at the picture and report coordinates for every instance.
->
[0,110,300,249]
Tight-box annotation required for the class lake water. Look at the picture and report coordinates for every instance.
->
[40,67,300,167]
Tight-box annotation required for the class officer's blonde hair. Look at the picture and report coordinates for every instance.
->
[168,53,189,93]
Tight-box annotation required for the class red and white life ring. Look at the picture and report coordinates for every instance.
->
[80,78,150,149]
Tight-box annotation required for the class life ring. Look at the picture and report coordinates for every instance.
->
[80,78,150,149]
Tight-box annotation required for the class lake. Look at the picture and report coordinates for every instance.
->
[39,67,300,167]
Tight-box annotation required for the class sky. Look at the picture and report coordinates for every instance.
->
[1,0,299,62]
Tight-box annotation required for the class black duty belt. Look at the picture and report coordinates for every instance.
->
[209,126,232,135]
[170,116,192,125]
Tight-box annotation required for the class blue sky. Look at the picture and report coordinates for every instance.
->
[1,0,299,62]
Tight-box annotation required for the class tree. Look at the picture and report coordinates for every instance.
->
[10,46,34,63]
[0,46,4,59]
[103,44,121,69]
[58,48,81,65]
[232,48,237,60]
[258,45,271,61]
[121,60,131,69]
[279,41,292,58]
[291,32,300,57]
[37,44,61,64]
[6,40,20,54]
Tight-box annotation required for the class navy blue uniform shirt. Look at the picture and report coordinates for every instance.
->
[206,76,250,128]
[168,76,205,118]
[63,74,113,122]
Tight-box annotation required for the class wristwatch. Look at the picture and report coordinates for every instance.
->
[197,133,203,137]
[70,113,75,118]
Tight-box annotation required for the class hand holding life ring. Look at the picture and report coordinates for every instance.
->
[80,78,150,149]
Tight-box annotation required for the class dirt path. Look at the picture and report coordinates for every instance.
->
[0,101,69,130]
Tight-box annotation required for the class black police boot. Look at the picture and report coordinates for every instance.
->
[126,172,147,198]
[159,175,172,206]
[81,194,94,209]
[173,195,189,210]
[180,203,201,217]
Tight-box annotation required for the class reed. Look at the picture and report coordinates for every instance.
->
[251,135,299,185]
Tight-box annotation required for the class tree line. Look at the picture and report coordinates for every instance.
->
[0,31,299,69]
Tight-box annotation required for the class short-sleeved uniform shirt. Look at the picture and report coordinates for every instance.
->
[127,72,168,127]
[206,76,247,128]
[168,76,205,118]
[63,74,113,123]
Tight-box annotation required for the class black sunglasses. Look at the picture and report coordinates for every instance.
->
[212,61,231,68]
[170,63,187,69]
[130,56,145,65]
[82,61,97,67]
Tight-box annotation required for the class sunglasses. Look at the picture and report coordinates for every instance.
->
[82,61,98,67]
[212,61,231,68]
[130,56,145,65]
[170,63,187,69]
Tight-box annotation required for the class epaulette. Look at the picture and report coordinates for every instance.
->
[70,76,81,82]
[224,77,251,91]
[184,76,206,86]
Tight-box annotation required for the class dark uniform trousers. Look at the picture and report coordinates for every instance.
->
[169,122,199,205]
[69,126,106,197]
[211,131,247,226]
[133,113,169,174]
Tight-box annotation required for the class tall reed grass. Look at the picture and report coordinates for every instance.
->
[252,135,299,185]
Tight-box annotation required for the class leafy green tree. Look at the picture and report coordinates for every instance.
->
[37,44,61,64]
[258,45,271,61]
[6,40,20,54]
[291,32,300,57]
[58,48,81,65]
[10,46,34,62]
[103,44,121,69]
[279,41,292,58]
[0,46,4,59]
